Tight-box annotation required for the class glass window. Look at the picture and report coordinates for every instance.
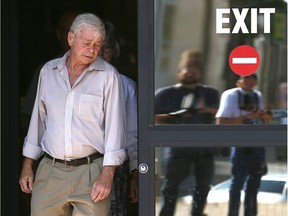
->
[154,0,287,125]
[155,146,287,216]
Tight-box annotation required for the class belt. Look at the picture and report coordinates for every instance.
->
[44,152,104,166]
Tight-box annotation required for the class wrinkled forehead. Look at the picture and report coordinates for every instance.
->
[76,26,104,41]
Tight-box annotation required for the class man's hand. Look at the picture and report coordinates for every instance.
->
[246,111,272,124]
[129,171,138,203]
[259,111,273,124]
[245,111,262,119]
[216,110,273,125]
[91,166,115,202]
[19,157,35,194]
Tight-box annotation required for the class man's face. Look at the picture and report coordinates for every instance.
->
[99,44,114,63]
[177,65,201,85]
[68,27,103,64]
[239,77,257,91]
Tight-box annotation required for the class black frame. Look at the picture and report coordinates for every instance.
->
[0,0,286,215]
[137,0,287,215]
[1,0,21,215]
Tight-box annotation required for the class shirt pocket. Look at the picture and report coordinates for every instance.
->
[78,94,103,122]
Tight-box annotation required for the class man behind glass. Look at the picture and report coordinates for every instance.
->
[155,49,220,216]
[215,74,272,216]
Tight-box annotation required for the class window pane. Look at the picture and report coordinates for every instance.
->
[154,0,287,125]
[155,146,287,215]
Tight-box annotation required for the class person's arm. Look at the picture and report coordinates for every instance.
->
[198,107,219,115]
[155,114,176,124]
[256,91,273,124]
[126,85,139,202]
[258,110,273,124]
[91,166,116,202]
[124,78,139,203]
[216,111,264,124]
[19,68,47,193]
[216,90,239,124]
[125,79,138,173]
[91,69,126,202]
[129,170,138,203]
[216,116,243,124]
[19,157,36,194]
[155,87,182,124]
[22,67,47,158]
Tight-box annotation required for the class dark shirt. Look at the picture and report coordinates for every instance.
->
[155,84,219,124]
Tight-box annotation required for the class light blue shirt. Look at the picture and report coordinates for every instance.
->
[121,74,138,172]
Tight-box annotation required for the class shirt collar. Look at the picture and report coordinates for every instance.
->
[238,87,255,95]
[52,51,106,73]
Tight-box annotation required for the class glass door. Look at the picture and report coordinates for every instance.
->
[137,0,287,215]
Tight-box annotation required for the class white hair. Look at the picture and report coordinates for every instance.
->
[70,13,105,41]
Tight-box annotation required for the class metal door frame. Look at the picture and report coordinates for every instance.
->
[137,1,287,215]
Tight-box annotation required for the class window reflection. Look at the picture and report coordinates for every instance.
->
[155,147,287,216]
[154,0,287,125]
[155,49,220,125]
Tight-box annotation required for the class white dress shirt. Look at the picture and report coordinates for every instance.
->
[216,87,263,118]
[23,52,126,166]
[120,74,138,172]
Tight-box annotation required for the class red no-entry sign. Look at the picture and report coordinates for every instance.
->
[229,45,260,76]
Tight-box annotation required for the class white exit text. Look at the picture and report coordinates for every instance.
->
[216,8,275,34]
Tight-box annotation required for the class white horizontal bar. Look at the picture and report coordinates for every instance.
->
[232,57,257,64]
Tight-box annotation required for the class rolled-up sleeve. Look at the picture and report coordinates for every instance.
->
[22,69,47,160]
[102,71,127,166]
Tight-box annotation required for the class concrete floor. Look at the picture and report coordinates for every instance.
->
[155,197,288,216]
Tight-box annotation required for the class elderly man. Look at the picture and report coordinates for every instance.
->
[19,13,126,216]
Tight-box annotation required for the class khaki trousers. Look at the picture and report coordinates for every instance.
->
[31,156,110,216]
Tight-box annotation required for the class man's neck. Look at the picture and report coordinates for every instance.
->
[240,87,254,93]
[67,56,89,75]
[181,83,198,90]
